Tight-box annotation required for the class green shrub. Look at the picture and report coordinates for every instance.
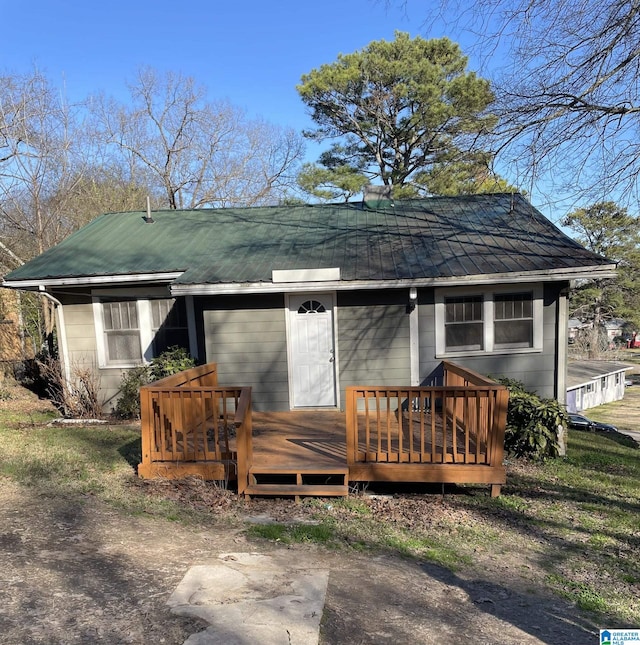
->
[496,377,566,460]
[115,347,195,419]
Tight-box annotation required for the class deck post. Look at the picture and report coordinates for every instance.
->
[139,386,153,473]
[345,387,357,466]
[235,388,253,496]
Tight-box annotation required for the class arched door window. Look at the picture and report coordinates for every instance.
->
[297,299,326,314]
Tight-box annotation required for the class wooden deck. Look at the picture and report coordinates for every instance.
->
[248,411,349,498]
[138,362,508,497]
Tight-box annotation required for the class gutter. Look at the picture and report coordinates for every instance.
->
[38,287,72,388]
[3,271,184,290]
[3,264,617,296]
[169,264,618,296]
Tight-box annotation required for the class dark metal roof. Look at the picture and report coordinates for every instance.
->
[3,193,614,286]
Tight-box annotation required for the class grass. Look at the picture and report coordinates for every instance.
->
[1,386,639,626]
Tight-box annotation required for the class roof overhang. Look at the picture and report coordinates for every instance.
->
[2,271,184,290]
[169,264,617,296]
[2,263,616,294]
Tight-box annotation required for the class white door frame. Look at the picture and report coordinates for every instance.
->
[285,291,339,409]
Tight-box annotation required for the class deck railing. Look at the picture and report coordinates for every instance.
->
[138,363,252,487]
[138,360,507,496]
[345,362,508,495]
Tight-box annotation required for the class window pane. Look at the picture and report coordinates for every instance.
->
[103,303,114,330]
[445,322,484,350]
[151,299,169,328]
[298,300,326,314]
[151,299,187,330]
[495,293,532,320]
[445,296,482,322]
[106,331,142,362]
[103,301,138,331]
[495,320,533,348]
[152,329,190,356]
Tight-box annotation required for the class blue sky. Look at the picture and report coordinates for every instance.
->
[8,1,575,216]
[1,0,481,135]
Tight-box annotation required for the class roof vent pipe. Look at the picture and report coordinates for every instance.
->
[144,196,154,223]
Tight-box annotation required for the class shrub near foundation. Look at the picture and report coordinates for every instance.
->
[115,347,195,419]
[496,377,565,460]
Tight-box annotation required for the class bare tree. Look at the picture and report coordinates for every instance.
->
[395,0,640,205]
[0,69,91,264]
[91,68,304,209]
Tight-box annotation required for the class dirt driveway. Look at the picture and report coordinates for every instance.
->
[0,479,598,645]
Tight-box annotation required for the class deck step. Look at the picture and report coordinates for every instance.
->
[250,464,349,476]
[244,483,349,497]
[246,464,349,498]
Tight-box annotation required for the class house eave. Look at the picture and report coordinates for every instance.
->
[2,272,184,290]
[169,265,617,296]
[2,263,616,294]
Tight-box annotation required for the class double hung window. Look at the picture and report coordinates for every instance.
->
[102,301,142,364]
[95,295,189,367]
[444,296,484,351]
[494,293,534,349]
[436,286,542,356]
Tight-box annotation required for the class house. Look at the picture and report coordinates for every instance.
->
[568,317,588,344]
[604,319,626,342]
[2,193,616,414]
[566,360,633,412]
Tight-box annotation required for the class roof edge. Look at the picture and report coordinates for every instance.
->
[2,271,184,290]
[169,264,617,296]
[3,263,616,293]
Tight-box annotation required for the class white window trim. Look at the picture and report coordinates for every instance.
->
[92,289,186,369]
[435,284,543,358]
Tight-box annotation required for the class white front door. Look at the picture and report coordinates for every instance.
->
[288,293,337,408]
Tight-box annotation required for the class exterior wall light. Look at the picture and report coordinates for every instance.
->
[408,287,418,312]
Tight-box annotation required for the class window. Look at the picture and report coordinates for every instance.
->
[436,286,542,356]
[297,300,326,314]
[494,293,533,349]
[601,376,607,389]
[94,295,189,367]
[150,299,189,356]
[102,301,142,364]
[444,296,484,351]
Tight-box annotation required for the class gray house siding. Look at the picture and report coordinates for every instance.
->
[201,290,410,412]
[51,280,565,415]
[51,290,126,411]
[417,283,561,399]
[336,290,410,406]
[201,294,289,411]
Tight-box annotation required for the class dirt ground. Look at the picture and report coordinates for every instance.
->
[0,384,604,644]
[0,479,600,645]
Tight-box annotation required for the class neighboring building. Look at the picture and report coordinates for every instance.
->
[566,360,632,412]
[2,194,616,412]
[568,318,588,344]
[604,319,626,341]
